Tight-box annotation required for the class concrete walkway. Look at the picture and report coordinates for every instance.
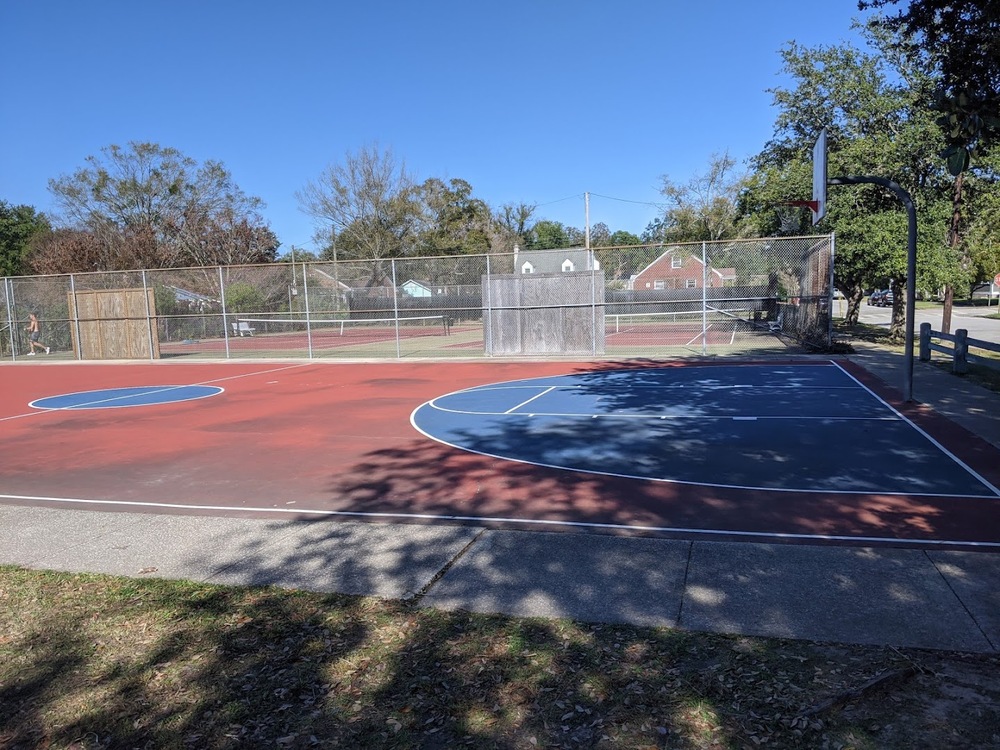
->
[3,347,1000,653]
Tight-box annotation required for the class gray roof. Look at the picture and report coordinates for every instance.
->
[514,247,597,274]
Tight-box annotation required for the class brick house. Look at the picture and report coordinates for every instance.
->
[631,248,735,291]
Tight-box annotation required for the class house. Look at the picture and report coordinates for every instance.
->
[513,245,600,275]
[630,248,735,291]
[401,279,433,297]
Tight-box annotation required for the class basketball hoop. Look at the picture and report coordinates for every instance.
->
[774,202,808,235]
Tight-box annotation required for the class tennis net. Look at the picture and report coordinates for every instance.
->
[233,314,450,339]
[605,307,780,346]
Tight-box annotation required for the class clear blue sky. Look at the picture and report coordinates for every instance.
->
[1,0,872,255]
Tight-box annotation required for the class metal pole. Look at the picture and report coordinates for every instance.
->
[828,233,836,345]
[70,274,82,360]
[485,254,493,356]
[701,242,708,355]
[4,278,15,360]
[142,270,154,361]
[829,176,917,401]
[219,266,231,360]
[392,259,400,359]
[302,261,313,358]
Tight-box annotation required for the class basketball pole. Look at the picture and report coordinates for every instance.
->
[829,176,918,403]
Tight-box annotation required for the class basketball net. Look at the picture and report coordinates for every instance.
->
[774,203,808,236]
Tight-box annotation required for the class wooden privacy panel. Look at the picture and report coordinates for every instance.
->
[483,272,605,355]
[69,287,160,360]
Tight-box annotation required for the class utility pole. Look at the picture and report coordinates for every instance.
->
[584,192,590,249]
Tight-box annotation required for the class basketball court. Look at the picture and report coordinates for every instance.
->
[2,358,999,550]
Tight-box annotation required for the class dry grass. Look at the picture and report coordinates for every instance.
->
[2,566,998,749]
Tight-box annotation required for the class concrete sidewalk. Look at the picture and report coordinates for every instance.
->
[2,348,999,653]
[2,503,999,652]
[849,340,1000,450]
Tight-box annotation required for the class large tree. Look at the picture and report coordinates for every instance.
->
[861,0,1000,173]
[0,202,51,277]
[527,220,584,250]
[657,152,752,242]
[297,145,421,285]
[46,142,276,271]
[744,35,956,334]
[490,202,535,252]
[862,1,1000,331]
[416,178,491,256]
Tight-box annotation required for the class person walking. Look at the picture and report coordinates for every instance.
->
[25,311,50,355]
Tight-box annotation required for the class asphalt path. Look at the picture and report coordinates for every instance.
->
[841,301,999,344]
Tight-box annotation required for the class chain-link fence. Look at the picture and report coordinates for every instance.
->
[1,236,833,362]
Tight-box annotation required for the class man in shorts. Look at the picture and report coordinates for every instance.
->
[25,311,50,355]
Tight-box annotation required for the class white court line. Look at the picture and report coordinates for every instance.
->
[832,361,1000,497]
[410,362,999,497]
[504,386,557,414]
[1,362,314,423]
[28,384,225,411]
[3,493,999,550]
[428,402,899,420]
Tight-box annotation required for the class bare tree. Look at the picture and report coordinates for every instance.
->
[658,152,751,242]
[47,142,275,270]
[297,145,421,282]
[489,202,536,252]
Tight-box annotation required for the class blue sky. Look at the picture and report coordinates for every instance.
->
[1,1,872,255]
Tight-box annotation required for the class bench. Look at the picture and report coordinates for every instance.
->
[232,321,256,337]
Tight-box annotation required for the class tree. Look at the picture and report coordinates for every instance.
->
[608,230,641,247]
[527,220,583,250]
[46,142,276,271]
[490,202,535,251]
[0,202,51,277]
[297,145,421,284]
[745,36,955,334]
[657,152,751,242]
[862,1,1000,331]
[25,228,104,275]
[416,178,491,255]
[963,148,1000,286]
[589,222,611,248]
[860,0,1000,173]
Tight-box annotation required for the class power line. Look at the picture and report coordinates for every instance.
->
[533,193,585,208]
[588,192,663,209]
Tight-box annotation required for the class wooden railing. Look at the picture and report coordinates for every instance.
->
[919,322,1000,374]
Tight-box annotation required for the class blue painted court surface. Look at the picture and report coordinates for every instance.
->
[30,385,224,410]
[411,363,998,497]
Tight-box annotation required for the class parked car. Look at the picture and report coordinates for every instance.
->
[868,289,894,307]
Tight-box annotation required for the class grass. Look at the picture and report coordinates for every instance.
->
[2,565,999,749]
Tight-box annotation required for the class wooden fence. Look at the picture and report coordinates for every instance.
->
[919,322,1000,374]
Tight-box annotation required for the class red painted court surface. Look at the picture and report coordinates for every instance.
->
[2,359,999,550]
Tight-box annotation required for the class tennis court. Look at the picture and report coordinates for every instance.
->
[2,358,999,549]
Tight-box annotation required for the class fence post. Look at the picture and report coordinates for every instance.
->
[919,322,931,361]
[485,254,493,356]
[4,278,14,360]
[701,242,708,355]
[953,328,968,374]
[69,274,82,360]
[391,259,400,359]
[220,267,230,360]
[302,261,313,359]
